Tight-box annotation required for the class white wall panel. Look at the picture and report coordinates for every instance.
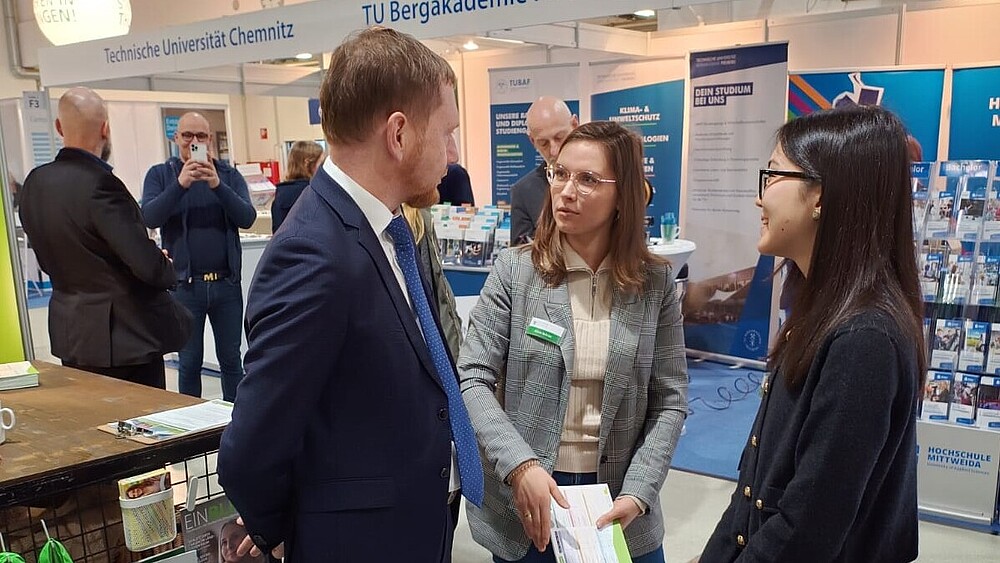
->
[770,11,899,71]
[902,3,1000,66]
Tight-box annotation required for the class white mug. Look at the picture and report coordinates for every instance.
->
[0,404,15,445]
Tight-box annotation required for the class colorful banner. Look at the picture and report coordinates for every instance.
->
[488,65,579,205]
[684,43,788,362]
[788,69,945,160]
[949,65,1000,161]
[589,59,685,236]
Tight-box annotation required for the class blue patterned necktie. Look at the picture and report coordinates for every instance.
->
[385,215,484,507]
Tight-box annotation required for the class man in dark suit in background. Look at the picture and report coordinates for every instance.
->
[218,27,482,562]
[437,162,475,206]
[18,87,190,388]
[509,96,578,244]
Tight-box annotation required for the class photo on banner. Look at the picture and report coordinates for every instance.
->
[589,59,685,237]
[684,43,788,362]
[788,68,945,160]
[949,65,1000,161]
[488,64,579,205]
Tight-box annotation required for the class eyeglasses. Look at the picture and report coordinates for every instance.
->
[179,131,210,142]
[758,168,821,199]
[546,164,616,196]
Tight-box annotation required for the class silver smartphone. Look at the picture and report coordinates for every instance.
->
[189,142,209,163]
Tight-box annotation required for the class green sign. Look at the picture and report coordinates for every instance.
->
[0,179,26,363]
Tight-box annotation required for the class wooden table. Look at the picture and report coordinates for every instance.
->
[0,362,224,508]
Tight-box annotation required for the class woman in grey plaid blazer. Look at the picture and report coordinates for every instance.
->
[459,121,689,563]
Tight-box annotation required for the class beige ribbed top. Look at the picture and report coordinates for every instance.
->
[556,240,612,473]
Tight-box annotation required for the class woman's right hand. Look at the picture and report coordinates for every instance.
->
[511,464,570,552]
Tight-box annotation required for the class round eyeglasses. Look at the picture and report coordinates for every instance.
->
[546,164,616,196]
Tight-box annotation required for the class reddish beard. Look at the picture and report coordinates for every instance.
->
[401,141,443,209]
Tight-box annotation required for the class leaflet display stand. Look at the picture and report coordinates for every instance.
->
[913,160,1000,530]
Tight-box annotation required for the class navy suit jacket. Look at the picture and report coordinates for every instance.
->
[218,167,455,562]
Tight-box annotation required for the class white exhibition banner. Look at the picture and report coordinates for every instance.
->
[21,92,62,168]
[589,59,686,237]
[683,43,788,361]
[39,0,687,87]
[488,64,579,204]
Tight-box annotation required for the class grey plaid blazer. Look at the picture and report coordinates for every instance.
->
[458,247,689,560]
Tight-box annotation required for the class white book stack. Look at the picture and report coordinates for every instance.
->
[0,361,39,391]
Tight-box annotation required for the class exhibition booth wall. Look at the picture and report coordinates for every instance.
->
[1,0,999,357]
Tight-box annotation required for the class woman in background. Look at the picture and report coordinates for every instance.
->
[271,140,323,233]
[459,121,688,563]
[696,106,924,562]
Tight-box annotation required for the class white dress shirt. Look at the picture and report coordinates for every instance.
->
[323,158,461,495]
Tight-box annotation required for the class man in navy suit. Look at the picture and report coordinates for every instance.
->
[217,27,480,562]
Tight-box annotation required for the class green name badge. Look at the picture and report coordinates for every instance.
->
[526,317,565,345]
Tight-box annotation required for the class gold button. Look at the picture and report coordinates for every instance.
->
[751,435,758,447]
[743,485,751,498]
[755,499,763,510]
[737,534,746,547]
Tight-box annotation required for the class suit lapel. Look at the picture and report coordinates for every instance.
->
[599,287,643,452]
[311,170,444,392]
[543,282,576,390]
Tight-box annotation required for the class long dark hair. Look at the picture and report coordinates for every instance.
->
[531,121,662,293]
[771,106,926,389]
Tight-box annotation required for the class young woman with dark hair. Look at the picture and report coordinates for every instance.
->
[696,105,925,563]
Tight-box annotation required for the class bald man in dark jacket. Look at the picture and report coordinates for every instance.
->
[19,87,191,387]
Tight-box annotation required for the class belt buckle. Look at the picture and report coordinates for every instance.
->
[203,272,218,282]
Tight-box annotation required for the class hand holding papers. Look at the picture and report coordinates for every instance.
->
[550,484,634,563]
[511,464,570,552]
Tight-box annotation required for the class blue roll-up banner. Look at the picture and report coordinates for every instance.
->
[589,59,686,237]
[684,43,789,362]
[949,65,1000,161]
[788,68,945,161]
[489,65,579,205]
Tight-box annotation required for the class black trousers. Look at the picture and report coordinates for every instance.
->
[62,356,166,389]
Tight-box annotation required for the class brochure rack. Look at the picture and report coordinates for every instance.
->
[913,160,1000,530]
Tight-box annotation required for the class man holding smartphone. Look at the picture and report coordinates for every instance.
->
[141,112,256,402]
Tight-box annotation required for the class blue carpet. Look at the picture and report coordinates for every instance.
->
[26,288,51,309]
[671,359,764,482]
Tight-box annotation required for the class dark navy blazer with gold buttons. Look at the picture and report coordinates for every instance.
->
[701,309,920,562]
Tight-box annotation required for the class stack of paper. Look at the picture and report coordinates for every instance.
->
[0,361,39,390]
[550,484,633,563]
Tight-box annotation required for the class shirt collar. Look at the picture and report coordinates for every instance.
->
[562,236,611,274]
[322,157,396,234]
[62,147,113,173]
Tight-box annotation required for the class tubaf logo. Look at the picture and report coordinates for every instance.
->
[497,77,531,94]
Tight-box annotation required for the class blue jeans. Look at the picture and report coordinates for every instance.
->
[493,472,666,563]
[173,278,244,401]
